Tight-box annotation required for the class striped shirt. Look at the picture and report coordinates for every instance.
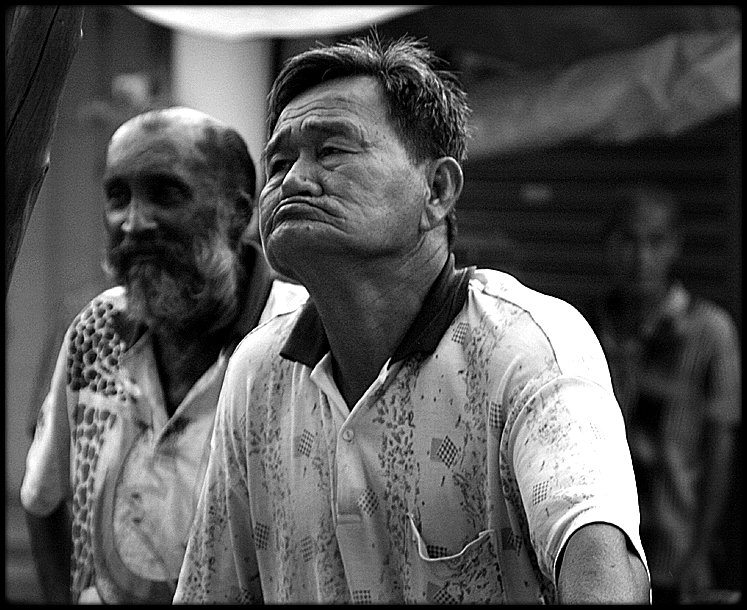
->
[589,282,741,588]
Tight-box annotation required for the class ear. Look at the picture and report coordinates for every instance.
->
[234,189,260,244]
[420,156,463,232]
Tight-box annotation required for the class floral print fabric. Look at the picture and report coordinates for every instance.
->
[175,268,647,604]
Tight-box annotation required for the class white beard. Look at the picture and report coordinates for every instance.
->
[108,235,242,337]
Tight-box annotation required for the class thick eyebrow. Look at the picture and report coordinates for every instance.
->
[262,116,367,163]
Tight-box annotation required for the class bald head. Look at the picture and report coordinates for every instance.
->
[109,107,256,202]
[116,106,222,133]
[105,107,257,249]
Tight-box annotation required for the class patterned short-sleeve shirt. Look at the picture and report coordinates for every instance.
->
[174,261,648,604]
[20,272,308,603]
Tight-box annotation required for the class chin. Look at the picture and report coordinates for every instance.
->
[265,252,301,284]
[264,231,311,278]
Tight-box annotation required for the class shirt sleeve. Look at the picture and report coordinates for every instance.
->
[704,305,741,425]
[174,355,262,604]
[20,332,73,516]
[511,375,648,584]
[500,296,648,589]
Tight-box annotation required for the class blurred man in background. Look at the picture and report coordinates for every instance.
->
[588,183,741,604]
[20,107,307,603]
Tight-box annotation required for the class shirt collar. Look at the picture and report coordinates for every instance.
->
[280,255,474,368]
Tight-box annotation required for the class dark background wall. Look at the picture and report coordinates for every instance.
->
[454,110,741,329]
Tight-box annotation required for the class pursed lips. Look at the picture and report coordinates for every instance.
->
[271,197,324,224]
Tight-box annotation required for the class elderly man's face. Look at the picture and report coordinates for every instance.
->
[259,75,430,279]
[102,119,240,332]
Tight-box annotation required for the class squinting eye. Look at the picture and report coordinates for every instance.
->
[268,159,292,177]
[319,146,344,158]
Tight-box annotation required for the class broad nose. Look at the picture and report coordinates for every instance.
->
[121,198,158,234]
[280,155,322,198]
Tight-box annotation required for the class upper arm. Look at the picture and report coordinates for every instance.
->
[705,307,741,423]
[20,337,73,516]
[557,522,650,604]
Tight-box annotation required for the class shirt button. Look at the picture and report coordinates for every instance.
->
[342,429,355,442]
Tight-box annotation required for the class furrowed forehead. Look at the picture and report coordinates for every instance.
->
[263,78,385,160]
[265,115,365,154]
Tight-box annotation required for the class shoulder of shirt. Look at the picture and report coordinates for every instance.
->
[66,285,141,348]
[470,268,615,389]
[469,268,582,317]
[67,286,125,325]
[676,285,740,342]
[83,285,125,307]
[468,267,598,354]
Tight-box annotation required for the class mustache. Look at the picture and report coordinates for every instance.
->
[106,239,192,273]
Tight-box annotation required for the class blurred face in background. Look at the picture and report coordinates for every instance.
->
[101,113,242,334]
[605,194,681,301]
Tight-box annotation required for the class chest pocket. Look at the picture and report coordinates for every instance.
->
[404,513,504,604]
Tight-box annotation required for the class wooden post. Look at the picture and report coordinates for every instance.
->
[5,6,85,295]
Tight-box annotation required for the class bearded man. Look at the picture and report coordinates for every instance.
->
[19,107,308,604]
